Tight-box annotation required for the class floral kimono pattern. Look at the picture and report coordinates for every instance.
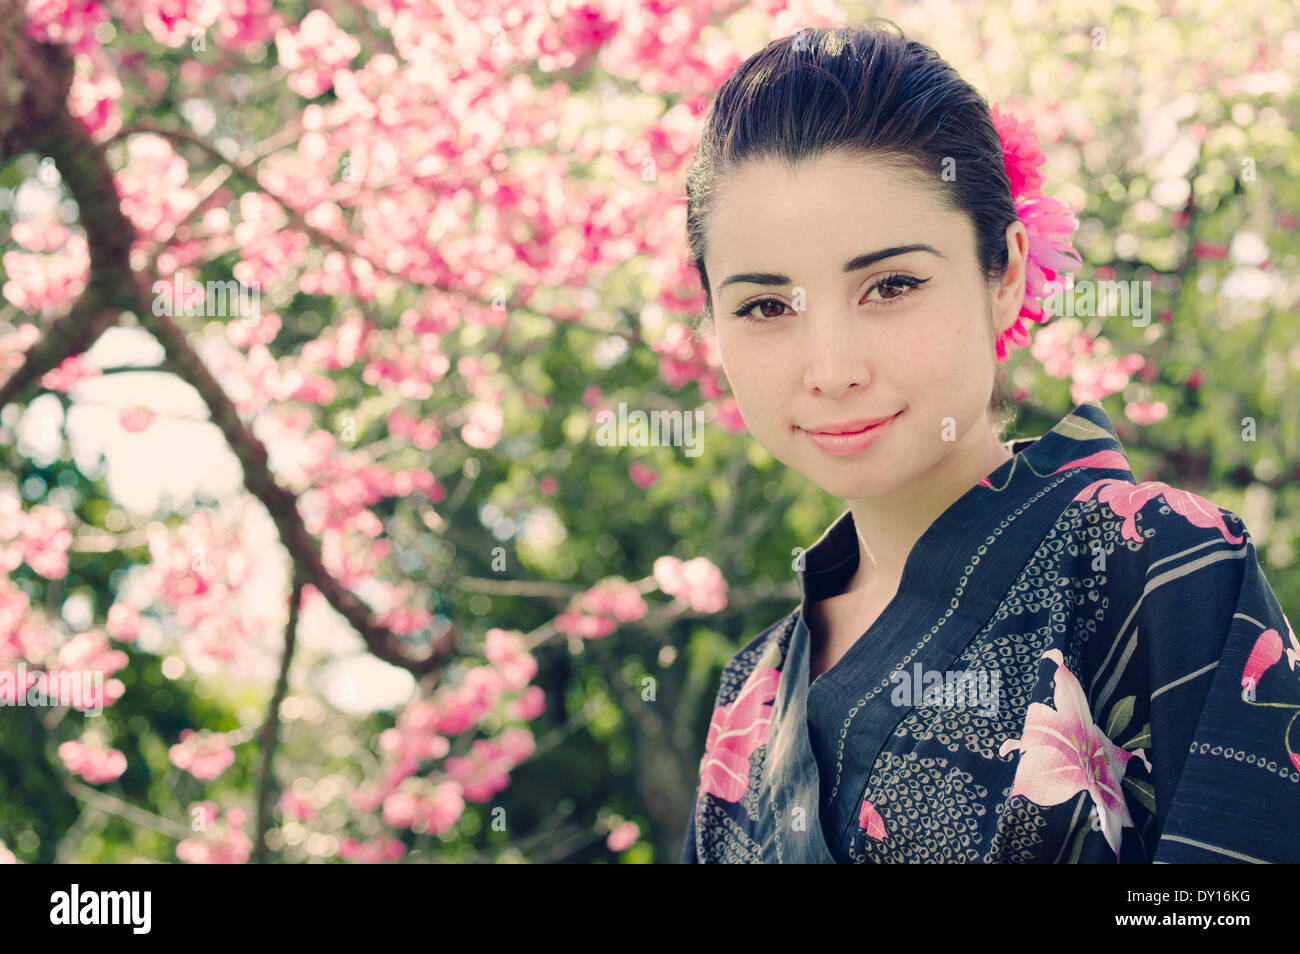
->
[681,400,1300,863]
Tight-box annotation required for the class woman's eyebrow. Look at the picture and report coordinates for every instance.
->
[717,244,947,291]
[842,243,946,272]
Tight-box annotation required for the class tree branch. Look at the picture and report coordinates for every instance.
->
[253,570,304,863]
[0,27,145,411]
[65,780,191,841]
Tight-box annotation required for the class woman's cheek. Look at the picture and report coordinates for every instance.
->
[919,307,975,380]
[722,339,775,393]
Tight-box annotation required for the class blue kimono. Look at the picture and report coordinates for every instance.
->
[681,400,1300,863]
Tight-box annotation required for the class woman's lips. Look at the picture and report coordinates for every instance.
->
[799,411,901,457]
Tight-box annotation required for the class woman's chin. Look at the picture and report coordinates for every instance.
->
[797,463,908,502]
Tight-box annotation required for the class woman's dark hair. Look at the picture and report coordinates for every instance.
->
[685,20,1019,438]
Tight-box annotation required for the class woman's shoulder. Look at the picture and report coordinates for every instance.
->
[1069,476,1288,691]
[1067,475,1252,572]
[1053,477,1265,679]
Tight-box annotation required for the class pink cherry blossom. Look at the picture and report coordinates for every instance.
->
[115,135,196,245]
[38,662,124,711]
[0,325,41,388]
[395,698,440,734]
[578,578,648,622]
[425,682,495,737]
[118,404,158,433]
[629,461,659,489]
[68,45,123,140]
[653,555,728,613]
[387,408,442,450]
[1124,401,1168,426]
[40,354,98,392]
[59,629,127,677]
[1029,317,1144,400]
[170,729,236,780]
[461,401,504,449]
[607,819,640,852]
[10,219,72,253]
[712,396,746,434]
[484,627,522,665]
[176,802,252,864]
[275,10,360,99]
[18,504,73,579]
[105,603,145,642]
[998,649,1151,860]
[485,628,539,691]
[1067,351,1145,404]
[339,834,406,864]
[496,726,536,763]
[505,685,546,721]
[379,724,450,765]
[58,736,127,784]
[381,779,464,834]
[279,790,317,823]
[137,0,224,47]
[651,322,725,398]
[212,0,284,54]
[141,511,273,662]
[24,0,108,54]
[555,610,617,639]
[445,728,535,801]
[347,785,384,815]
[555,577,650,641]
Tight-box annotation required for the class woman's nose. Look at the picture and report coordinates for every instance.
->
[800,312,871,397]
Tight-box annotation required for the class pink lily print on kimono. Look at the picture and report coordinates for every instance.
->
[998,650,1152,861]
[1241,619,1300,774]
[858,800,887,841]
[1071,475,1245,546]
[698,642,782,802]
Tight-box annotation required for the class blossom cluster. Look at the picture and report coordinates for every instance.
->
[988,104,1084,363]
[653,555,727,613]
[554,576,649,640]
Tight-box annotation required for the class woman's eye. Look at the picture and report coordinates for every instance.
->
[864,274,929,305]
[731,274,930,323]
[731,297,791,322]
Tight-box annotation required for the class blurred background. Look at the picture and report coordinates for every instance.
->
[0,0,1295,863]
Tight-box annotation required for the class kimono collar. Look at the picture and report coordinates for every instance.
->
[794,399,1135,607]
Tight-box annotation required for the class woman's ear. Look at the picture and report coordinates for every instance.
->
[991,220,1029,339]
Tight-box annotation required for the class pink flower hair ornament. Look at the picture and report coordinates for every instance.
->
[989,104,1083,363]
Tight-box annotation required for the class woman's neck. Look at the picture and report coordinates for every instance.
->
[843,428,1013,592]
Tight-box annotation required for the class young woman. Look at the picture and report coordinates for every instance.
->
[680,23,1299,863]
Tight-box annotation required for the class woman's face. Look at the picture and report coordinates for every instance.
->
[703,151,1024,501]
